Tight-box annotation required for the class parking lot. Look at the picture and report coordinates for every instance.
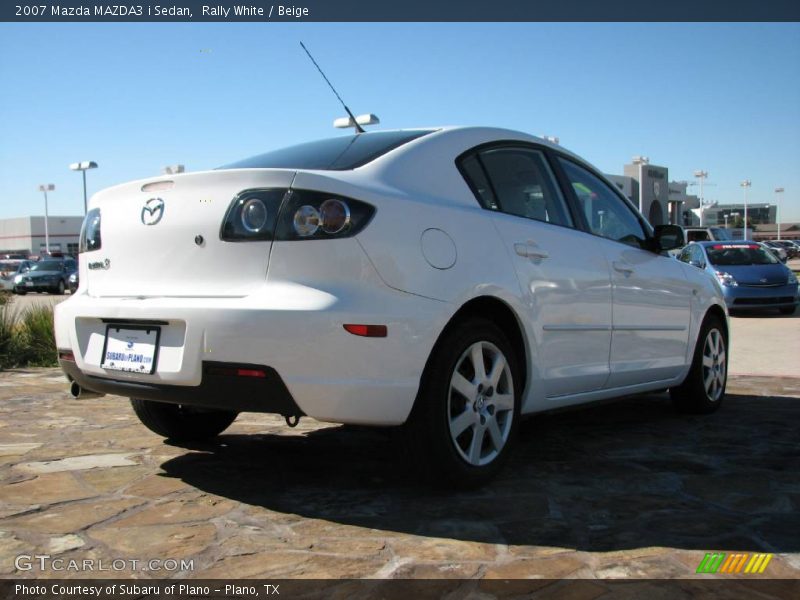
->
[0,289,798,581]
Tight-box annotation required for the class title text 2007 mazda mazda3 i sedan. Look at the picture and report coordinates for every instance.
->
[55,127,729,487]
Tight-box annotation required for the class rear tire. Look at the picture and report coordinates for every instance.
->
[670,315,727,414]
[779,306,796,315]
[130,399,238,441]
[402,317,522,489]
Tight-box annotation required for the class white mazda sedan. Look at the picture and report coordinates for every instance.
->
[55,127,729,487]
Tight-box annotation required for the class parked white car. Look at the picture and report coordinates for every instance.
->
[55,127,729,486]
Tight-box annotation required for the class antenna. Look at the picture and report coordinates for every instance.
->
[300,41,365,134]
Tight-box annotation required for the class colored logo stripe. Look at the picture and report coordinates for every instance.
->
[697,552,773,574]
[697,553,725,573]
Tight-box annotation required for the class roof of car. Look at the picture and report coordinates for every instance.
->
[694,240,761,246]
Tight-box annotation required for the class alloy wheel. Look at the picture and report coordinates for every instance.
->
[702,328,726,402]
[447,341,515,466]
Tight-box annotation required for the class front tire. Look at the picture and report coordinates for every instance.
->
[130,399,238,442]
[55,280,65,295]
[670,315,728,414]
[14,288,26,295]
[403,318,521,488]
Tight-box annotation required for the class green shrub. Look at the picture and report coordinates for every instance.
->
[0,301,59,370]
[0,304,18,369]
[16,304,58,367]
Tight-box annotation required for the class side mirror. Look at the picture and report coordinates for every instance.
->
[654,224,685,252]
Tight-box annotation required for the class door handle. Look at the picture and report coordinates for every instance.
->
[526,248,550,259]
[612,260,634,274]
[514,242,549,260]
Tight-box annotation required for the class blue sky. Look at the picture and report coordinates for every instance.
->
[1,23,798,220]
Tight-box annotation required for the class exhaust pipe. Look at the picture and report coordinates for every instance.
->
[70,381,105,400]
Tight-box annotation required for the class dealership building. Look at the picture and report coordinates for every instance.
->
[701,203,777,227]
[606,157,707,227]
[0,216,83,256]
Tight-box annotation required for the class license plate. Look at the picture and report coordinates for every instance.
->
[101,326,160,374]
[25,281,33,287]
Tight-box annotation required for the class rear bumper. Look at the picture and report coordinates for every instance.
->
[15,282,59,292]
[60,358,303,415]
[54,281,446,426]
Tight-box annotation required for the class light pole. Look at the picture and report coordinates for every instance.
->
[694,170,708,226]
[723,213,730,228]
[632,156,649,213]
[69,161,98,215]
[38,184,55,254]
[740,180,752,239]
[775,187,784,240]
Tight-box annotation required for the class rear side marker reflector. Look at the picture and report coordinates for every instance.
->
[343,324,387,338]
[208,367,267,378]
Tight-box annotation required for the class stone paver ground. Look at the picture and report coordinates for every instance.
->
[0,369,798,580]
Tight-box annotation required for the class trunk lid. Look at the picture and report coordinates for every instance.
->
[85,169,295,298]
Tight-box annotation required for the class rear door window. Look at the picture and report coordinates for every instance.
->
[459,146,573,227]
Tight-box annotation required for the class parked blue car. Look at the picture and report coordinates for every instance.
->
[678,241,798,315]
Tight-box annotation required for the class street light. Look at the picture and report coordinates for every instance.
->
[723,213,730,228]
[38,184,55,254]
[694,170,708,226]
[775,187,784,240]
[740,180,752,239]
[69,161,98,215]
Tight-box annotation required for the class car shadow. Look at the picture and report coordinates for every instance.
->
[159,391,799,553]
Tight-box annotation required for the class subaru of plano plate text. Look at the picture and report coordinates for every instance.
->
[55,127,729,486]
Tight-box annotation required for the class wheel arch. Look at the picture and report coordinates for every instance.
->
[685,302,729,369]
[426,295,528,396]
[705,303,728,339]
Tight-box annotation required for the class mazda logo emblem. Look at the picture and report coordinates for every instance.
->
[141,198,165,226]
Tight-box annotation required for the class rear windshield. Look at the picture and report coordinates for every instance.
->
[707,244,778,266]
[219,130,434,171]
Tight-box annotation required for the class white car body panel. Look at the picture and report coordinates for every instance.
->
[86,169,296,298]
[489,212,614,398]
[55,126,728,426]
[601,239,692,387]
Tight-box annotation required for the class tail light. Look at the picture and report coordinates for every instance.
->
[221,189,375,242]
[220,189,287,241]
[275,190,375,241]
[79,208,102,253]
